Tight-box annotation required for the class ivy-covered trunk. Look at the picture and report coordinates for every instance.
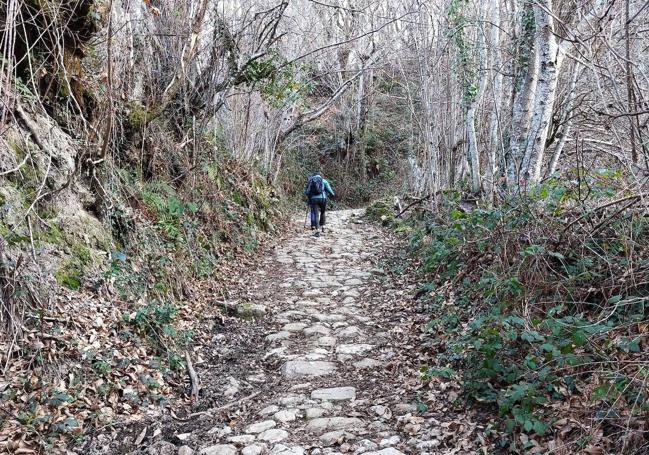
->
[507,2,538,189]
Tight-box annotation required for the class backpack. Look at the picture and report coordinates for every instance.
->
[306,175,324,197]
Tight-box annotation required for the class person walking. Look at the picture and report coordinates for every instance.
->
[304,172,335,236]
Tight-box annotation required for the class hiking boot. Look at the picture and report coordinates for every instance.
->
[320,227,326,233]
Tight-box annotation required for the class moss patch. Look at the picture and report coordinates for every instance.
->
[55,242,93,290]
[126,102,152,130]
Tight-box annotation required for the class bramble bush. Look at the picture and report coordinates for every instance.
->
[409,172,648,453]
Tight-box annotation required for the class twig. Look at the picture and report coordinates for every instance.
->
[170,390,263,421]
[0,153,29,176]
[184,351,200,401]
[14,103,46,151]
[396,194,432,218]
[561,192,648,235]
[26,215,36,260]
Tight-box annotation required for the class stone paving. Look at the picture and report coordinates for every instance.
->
[185,210,417,455]
[80,208,484,455]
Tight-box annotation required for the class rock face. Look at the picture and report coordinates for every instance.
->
[280,360,337,378]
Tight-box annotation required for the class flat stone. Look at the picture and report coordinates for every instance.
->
[370,405,392,419]
[259,405,280,416]
[207,426,233,437]
[245,420,276,434]
[313,313,346,322]
[311,387,356,401]
[306,417,365,434]
[198,445,237,455]
[289,383,312,391]
[241,445,267,455]
[277,310,306,319]
[353,439,379,453]
[320,401,335,411]
[336,326,363,338]
[236,303,267,318]
[258,428,289,443]
[178,446,194,455]
[336,344,374,355]
[227,435,256,444]
[281,360,337,378]
[320,430,355,446]
[303,325,332,336]
[266,331,292,342]
[273,409,297,422]
[279,394,306,406]
[270,445,305,455]
[305,407,326,419]
[317,336,337,347]
[379,436,400,447]
[283,322,308,332]
[299,352,328,361]
[353,358,382,369]
[364,449,406,455]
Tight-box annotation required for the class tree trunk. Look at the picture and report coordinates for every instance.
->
[507,3,538,188]
[520,0,564,185]
[548,62,580,175]
[465,5,488,195]
[486,0,503,202]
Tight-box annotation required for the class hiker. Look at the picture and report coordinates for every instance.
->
[304,172,335,236]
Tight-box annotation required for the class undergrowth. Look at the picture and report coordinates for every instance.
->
[381,172,649,454]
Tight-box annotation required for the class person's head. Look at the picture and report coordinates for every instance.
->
[312,171,322,177]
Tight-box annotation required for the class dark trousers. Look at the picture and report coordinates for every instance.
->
[309,199,326,228]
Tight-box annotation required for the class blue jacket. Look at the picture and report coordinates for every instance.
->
[305,176,335,201]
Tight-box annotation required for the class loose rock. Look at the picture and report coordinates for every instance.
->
[311,387,356,401]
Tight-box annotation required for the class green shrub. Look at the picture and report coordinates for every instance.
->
[413,174,649,448]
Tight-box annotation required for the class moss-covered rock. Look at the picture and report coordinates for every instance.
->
[365,200,396,226]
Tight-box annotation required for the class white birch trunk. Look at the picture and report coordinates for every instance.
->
[486,0,503,201]
[466,103,482,194]
[548,62,580,175]
[520,0,564,184]
[507,47,539,187]
[465,4,488,195]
